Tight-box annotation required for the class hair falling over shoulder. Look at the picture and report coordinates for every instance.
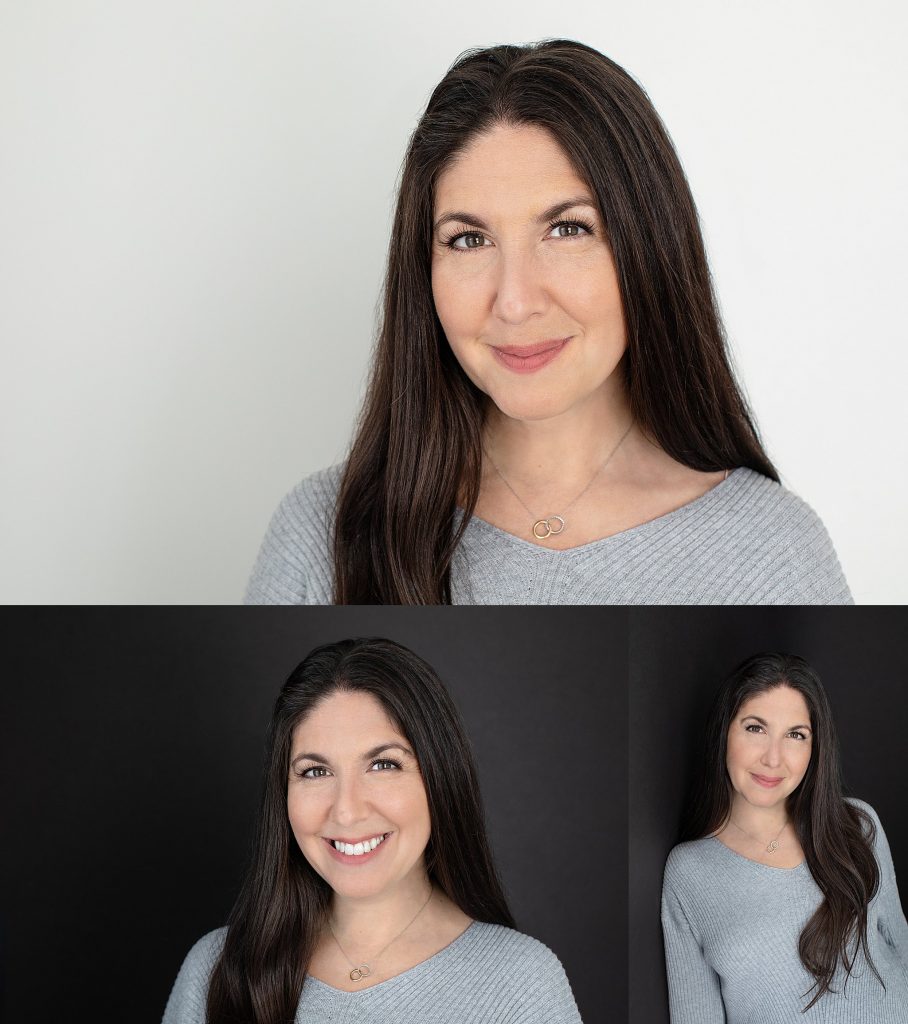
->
[205,638,514,1024]
[680,653,882,1010]
[333,38,777,604]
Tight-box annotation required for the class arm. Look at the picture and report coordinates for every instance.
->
[870,810,908,971]
[661,877,726,1024]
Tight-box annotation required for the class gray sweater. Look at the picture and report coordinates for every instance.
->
[161,921,583,1023]
[244,465,852,605]
[661,801,908,1023]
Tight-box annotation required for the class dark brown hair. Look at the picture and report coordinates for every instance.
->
[681,653,882,1010]
[334,39,777,603]
[207,637,514,1024]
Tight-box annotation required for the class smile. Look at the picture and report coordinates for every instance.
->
[492,337,571,374]
[750,773,784,788]
[323,832,392,863]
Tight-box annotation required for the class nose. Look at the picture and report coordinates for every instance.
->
[330,773,370,827]
[491,247,548,326]
[760,736,783,769]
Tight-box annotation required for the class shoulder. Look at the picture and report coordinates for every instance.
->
[464,922,566,972]
[461,923,580,1019]
[664,838,715,877]
[846,796,884,839]
[243,464,344,605]
[713,469,852,603]
[161,927,227,1024]
[271,463,345,528]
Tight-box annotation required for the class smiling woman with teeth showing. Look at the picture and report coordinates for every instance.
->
[162,638,583,1024]
[245,38,851,606]
[662,653,908,1023]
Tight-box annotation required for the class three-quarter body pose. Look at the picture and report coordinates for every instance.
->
[162,639,582,1024]
[245,39,851,606]
[662,654,908,1023]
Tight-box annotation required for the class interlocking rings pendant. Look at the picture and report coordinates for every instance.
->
[532,515,565,540]
[766,840,778,853]
[349,964,371,982]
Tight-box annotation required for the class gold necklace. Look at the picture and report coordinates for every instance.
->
[484,421,634,541]
[329,886,434,983]
[728,816,788,854]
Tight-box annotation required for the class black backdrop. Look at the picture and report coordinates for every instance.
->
[629,607,908,1024]
[1,607,628,1024]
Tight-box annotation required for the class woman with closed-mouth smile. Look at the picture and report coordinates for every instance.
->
[244,39,851,606]
[662,653,908,1022]
[162,638,582,1024]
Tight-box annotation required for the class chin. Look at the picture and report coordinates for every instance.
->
[487,385,583,423]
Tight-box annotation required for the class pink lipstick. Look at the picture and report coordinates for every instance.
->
[750,773,784,788]
[492,337,571,374]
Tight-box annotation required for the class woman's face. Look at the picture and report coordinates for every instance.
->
[287,690,432,901]
[726,685,813,810]
[431,122,626,423]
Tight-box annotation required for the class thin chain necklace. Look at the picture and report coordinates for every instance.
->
[328,886,434,983]
[483,421,634,540]
[728,816,788,854]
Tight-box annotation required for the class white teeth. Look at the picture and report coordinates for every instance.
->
[333,833,387,855]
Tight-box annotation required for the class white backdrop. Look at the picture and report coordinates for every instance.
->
[2,0,906,603]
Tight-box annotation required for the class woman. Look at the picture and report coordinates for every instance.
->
[162,638,582,1024]
[244,39,851,605]
[662,653,908,1022]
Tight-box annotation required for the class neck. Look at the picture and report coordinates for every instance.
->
[728,795,790,837]
[482,377,634,484]
[329,871,434,947]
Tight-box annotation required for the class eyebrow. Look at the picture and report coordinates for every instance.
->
[741,715,812,731]
[290,742,414,769]
[433,195,598,235]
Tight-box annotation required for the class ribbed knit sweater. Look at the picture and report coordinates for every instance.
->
[161,921,583,1023]
[244,465,852,605]
[661,801,908,1023]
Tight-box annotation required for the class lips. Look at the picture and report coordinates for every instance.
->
[751,773,784,788]
[491,337,570,374]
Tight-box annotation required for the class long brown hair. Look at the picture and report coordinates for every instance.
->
[334,39,778,603]
[207,638,515,1024]
[681,653,882,1010]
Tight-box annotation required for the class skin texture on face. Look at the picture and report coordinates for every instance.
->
[726,685,813,812]
[287,690,432,903]
[431,122,627,424]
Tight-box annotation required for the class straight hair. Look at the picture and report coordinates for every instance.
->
[207,637,515,1024]
[334,39,778,603]
[681,653,881,1010]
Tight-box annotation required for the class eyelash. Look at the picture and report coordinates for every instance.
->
[441,217,595,251]
[296,757,403,780]
[744,724,808,741]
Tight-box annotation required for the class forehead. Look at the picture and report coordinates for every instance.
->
[290,690,404,752]
[433,122,590,216]
[737,685,811,724]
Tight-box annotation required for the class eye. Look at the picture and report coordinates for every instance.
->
[744,723,764,734]
[369,758,402,772]
[444,231,489,251]
[299,765,330,779]
[788,731,809,741]
[547,217,594,238]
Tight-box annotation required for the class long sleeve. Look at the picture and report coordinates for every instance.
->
[661,876,726,1024]
[870,810,908,972]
